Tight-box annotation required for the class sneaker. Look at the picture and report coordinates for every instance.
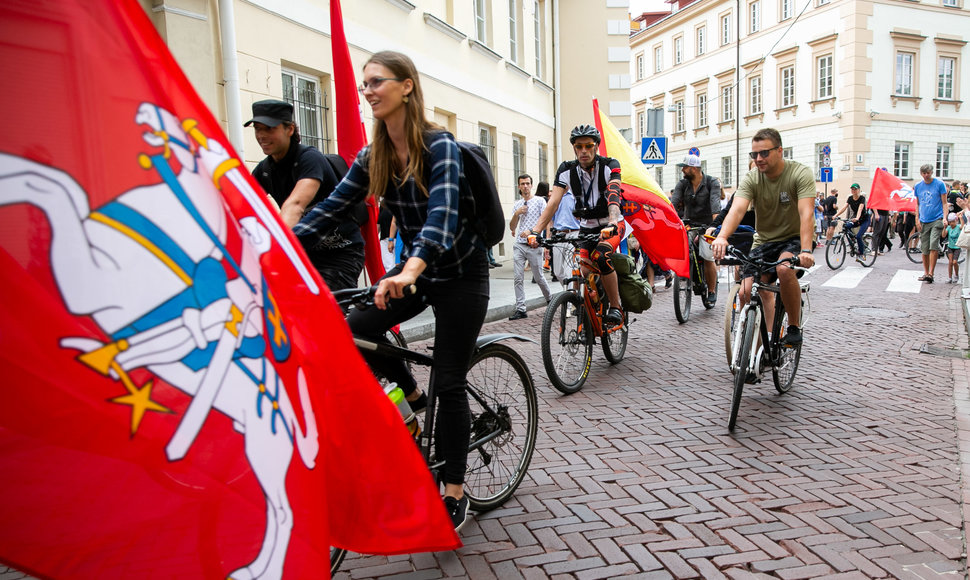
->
[444,495,469,531]
[604,307,623,326]
[408,391,427,414]
[780,326,802,346]
[707,291,717,305]
[508,310,527,320]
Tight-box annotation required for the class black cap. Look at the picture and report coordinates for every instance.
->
[244,99,293,127]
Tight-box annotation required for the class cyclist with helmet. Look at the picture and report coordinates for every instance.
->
[529,124,626,326]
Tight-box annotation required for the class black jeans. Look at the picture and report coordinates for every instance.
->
[347,251,490,485]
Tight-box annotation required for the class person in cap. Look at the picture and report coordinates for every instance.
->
[834,183,871,262]
[671,153,721,304]
[246,99,364,291]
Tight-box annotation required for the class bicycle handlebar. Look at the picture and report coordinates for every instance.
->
[540,232,602,248]
[332,284,418,310]
[725,245,808,275]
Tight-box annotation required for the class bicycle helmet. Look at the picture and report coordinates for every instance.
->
[569,124,601,145]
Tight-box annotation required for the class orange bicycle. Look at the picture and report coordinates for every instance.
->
[539,232,629,394]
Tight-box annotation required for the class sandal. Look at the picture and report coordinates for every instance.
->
[926,275,934,283]
[918,275,930,281]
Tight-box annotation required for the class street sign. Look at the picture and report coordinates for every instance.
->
[822,145,831,156]
[823,155,831,167]
[819,167,833,183]
[688,147,700,156]
[641,137,667,165]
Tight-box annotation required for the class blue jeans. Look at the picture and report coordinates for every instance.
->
[851,218,870,254]
[347,251,489,485]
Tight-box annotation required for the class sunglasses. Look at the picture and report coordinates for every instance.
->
[574,143,597,151]
[357,76,403,93]
[748,147,778,160]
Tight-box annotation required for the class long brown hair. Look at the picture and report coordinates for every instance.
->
[365,51,442,200]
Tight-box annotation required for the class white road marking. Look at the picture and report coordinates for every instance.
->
[886,269,925,293]
[822,267,873,288]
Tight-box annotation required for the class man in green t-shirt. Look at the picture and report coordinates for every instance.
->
[711,128,816,346]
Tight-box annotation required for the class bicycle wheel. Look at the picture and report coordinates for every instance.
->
[825,236,846,269]
[540,292,592,394]
[723,283,742,366]
[906,232,921,263]
[464,343,538,512]
[729,308,757,432]
[772,307,802,393]
[858,235,877,267]
[601,311,628,363]
[331,547,348,575]
[701,271,719,310]
[673,276,692,323]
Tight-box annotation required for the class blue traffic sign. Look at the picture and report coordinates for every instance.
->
[641,137,667,165]
[819,167,833,183]
[688,147,700,156]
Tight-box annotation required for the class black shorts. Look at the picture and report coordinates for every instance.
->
[741,237,801,280]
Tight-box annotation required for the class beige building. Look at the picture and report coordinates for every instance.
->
[139,0,633,259]
[631,0,970,201]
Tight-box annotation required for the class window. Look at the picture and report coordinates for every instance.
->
[781,66,795,107]
[938,56,955,99]
[894,142,911,179]
[534,0,544,77]
[750,76,762,114]
[637,110,646,140]
[636,53,645,80]
[896,52,914,96]
[721,157,733,187]
[817,55,833,99]
[696,26,706,55]
[536,142,548,184]
[512,135,525,180]
[721,12,732,46]
[722,85,734,121]
[655,167,663,190]
[474,0,488,43]
[508,0,518,63]
[817,0,829,5]
[282,70,330,153]
[479,124,497,178]
[675,100,685,133]
[697,93,707,127]
[781,0,793,20]
[937,144,952,179]
[674,36,683,65]
[814,142,830,176]
[749,1,760,34]
[782,147,793,160]
[944,0,959,6]
[654,46,663,73]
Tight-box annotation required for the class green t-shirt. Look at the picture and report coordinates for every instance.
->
[735,160,816,247]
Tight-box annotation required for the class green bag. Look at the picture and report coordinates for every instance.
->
[610,253,653,313]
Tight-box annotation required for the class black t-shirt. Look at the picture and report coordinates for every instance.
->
[948,190,965,214]
[845,195,867,220]
[823,195,838,217]
[378,205,393,239]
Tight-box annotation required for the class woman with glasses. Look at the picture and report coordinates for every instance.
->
[294,50,488,531]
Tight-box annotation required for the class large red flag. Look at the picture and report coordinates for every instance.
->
[331,0,385,284]
[868,167,918,212]
[0,1,458,578]
[591,100,689,277]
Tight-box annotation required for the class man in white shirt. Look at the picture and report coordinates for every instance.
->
[509,174,552,319]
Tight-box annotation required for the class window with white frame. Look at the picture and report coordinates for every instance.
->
[938,56,955,99]
[749,1,760,33]
[814,142,829,175]
[781,66,795,107]
[655,167,663,190]
[654,46,663,73]
[750,75,762,114]
[534,0,544,77]
[637,110,646,140]
[782,147,793,160]
[817,0,829,5]
[474,0,488,43]
[282,69,330,153]
[722,85,734,121]
[674,36,683,65]
[697,93,707,127]
[937,144,952,178]
[721,13,732,46]
[512,134,524,180]
[781,0,793,20]
[636,53,645,80]
[508,0,518,64]
[697,26,706,55]
[675,100,685,133]
[895,52,914,96]
[479,124,497,178]
[943,0,959,6]
[538,142,548,183]
[817,54,833,99]
[894,142,911,179]
[721,156,733,187]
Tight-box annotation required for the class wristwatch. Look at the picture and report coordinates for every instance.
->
[800,249,813,254]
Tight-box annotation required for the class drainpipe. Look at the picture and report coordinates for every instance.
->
[219,0,244,157]
[552,0,561,166]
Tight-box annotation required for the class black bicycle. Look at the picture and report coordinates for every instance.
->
[905,230,964,264]
[673,220,719,324]
[329,287,539,573]
[825,218,875,269]
[724,246,810,431]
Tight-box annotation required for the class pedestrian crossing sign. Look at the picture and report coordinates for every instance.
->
[641,137,667,165]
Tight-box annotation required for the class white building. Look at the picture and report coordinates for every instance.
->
[631,0,970,199]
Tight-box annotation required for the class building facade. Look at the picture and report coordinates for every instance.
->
[139,0,633,259]
[631,0,970,200]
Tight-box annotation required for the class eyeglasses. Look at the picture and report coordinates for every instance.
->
[748,147,779,160]
[358,77,403,93]
[574,143,597,151]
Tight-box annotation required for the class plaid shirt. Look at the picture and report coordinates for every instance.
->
[294,131,483,281]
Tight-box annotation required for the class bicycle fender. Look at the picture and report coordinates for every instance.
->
[476,333,537,350]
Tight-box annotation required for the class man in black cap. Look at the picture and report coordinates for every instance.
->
[246,99,364,291]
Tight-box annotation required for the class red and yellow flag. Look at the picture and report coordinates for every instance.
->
[592,100,689,277]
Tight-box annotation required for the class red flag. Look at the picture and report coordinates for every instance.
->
[591,100,689,277]
[330,0,385,284]
[868,167,918,212]
[0,1,458,578]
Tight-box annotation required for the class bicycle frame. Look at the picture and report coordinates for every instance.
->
[557,238,622,338]
[729,282,785,380]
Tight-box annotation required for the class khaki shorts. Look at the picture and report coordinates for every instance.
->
[919,219,944,254]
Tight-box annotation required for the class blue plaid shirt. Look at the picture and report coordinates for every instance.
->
[294,131,483,281]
